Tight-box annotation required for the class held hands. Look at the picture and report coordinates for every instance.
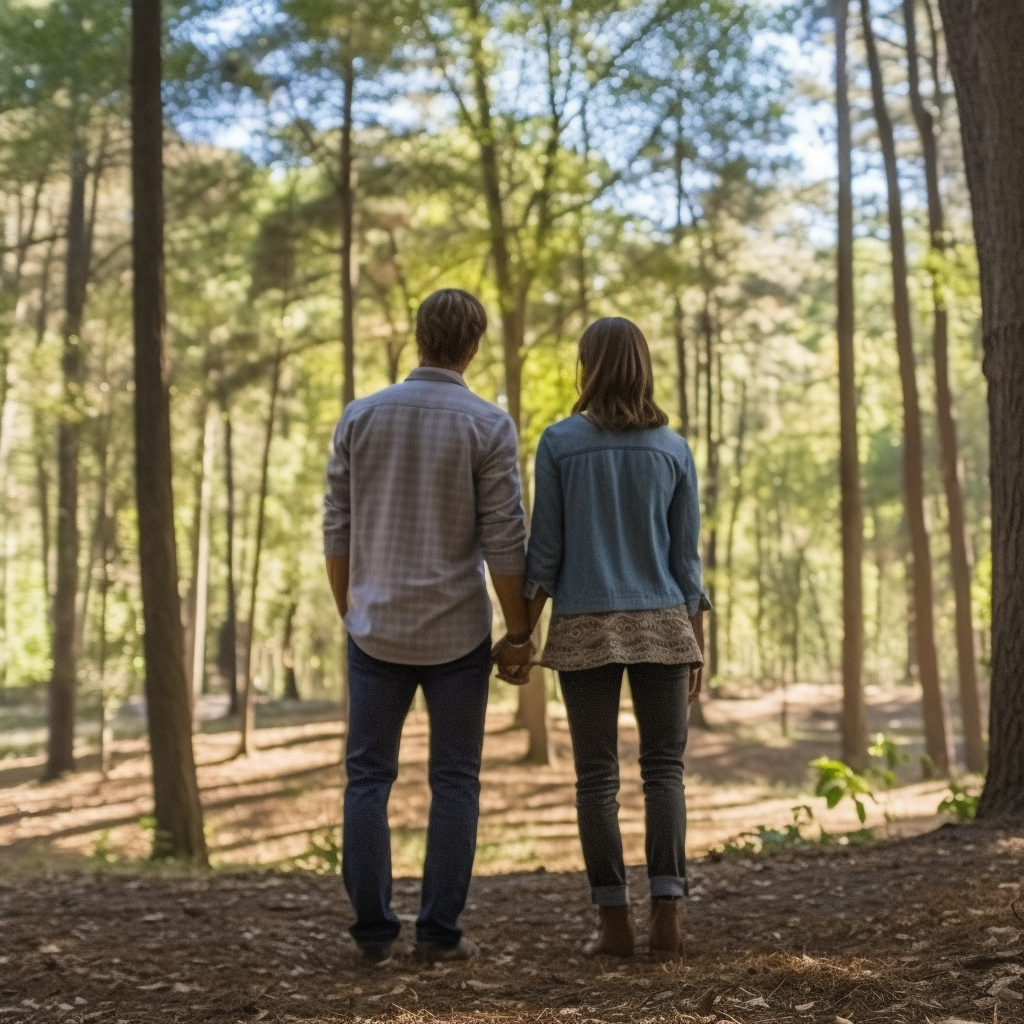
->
[492,633,536,685]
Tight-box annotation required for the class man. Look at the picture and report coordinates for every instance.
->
[324,288,534,963]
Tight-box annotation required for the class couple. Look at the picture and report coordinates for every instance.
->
[323,288,709,964]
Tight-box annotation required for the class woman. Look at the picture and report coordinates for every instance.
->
[523,317,709,959]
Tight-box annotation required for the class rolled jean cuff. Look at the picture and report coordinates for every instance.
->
[591,884,629,907]
[650,875,688,899]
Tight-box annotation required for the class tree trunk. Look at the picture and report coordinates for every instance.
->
[131,0,207,862]
[190,404,217,727]
[723,379,748,666]
[834,0,868,771]
[672,129,689,438]
[340,54,356,409]
[861,0,949,775]
[45,147,90,781]
[701,283,719,683]
[282,600,300,701]
[903,0,985,773]
[467,12,548,763]
[938,0,1024,814]
[237,343,284,757]
[221,399,239,715]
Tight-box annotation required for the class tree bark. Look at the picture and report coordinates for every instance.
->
[220,399,239,715]
[723,379,748,667]
[834,0,868,771]
[903,0,985,773]
[340,54,356,409]
[282,600,300,701]
[938,0,1024,814]
[238,342,284,757]
[131,0,207,861]
[700,281,719,683]
[861,0,949,775]
[45,147,90,780]
[190,404,217,727]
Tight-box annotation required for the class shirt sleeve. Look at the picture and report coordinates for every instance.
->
[477,413,528,576]
[323,416,350,558]
[523,431,563,599]
[668,442,711,616]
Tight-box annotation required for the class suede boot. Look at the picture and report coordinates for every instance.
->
[648,897,682,959]
[584,905,635,957]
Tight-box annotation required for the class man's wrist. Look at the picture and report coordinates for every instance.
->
[504,631,532,647]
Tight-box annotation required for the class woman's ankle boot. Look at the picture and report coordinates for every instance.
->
[649,897,682,959]
[584,905,635,957]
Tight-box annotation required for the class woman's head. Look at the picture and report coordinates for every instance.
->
[573,317,669,432]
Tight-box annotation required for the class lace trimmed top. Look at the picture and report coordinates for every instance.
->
[540,605,704,673]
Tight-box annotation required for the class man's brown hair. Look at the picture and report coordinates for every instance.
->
[573,317,669,432]
[416,288,487,367]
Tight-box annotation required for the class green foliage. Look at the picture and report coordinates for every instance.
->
[294,827,341,874]
[938,783,980,823]
[710,805,814,859]
[89,829,116,865]
[811,757,875,823]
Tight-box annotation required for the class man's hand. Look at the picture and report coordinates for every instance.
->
[492,634,535,685]
[325,556,349,620]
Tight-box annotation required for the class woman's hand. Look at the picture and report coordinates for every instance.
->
[688,664,703,705]
[492,634,535,685]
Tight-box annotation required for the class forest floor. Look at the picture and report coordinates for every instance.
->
[0,685,1005,1024]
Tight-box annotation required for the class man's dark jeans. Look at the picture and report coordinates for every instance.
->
[559,661,690,906]
[343,635,491,947]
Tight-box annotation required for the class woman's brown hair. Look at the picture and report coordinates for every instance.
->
[572,317,669,431]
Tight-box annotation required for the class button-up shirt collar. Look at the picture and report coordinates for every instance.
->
[406,366,469,388]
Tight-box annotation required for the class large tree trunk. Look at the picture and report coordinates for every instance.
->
[834,0,868,771]
[339,54,356,409]
[237,343,284,757]
[131,0,207,862]
[861,0,949,775]
[938,0,1024,814]
[45,147,90,780]
[904,0,985,773]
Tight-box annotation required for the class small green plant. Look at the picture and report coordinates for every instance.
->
[867,732,909,788]
[710,805,814,859]
[89,829,116,865]
[811,757,875,823]
[139,815,174,861]
[938,782,979,822]
[294,828,341,874]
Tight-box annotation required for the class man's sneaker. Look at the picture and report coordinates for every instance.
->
[356,941,394,964]
[414,936,479,962]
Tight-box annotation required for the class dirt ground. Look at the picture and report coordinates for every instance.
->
[1,821,1021,1024]
[0,685,1005,1024]
[0,685,959,874]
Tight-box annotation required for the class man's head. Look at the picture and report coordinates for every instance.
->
[416,288,487,372]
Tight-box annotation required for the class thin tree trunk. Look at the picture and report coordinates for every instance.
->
[835,0,869,771]
[97,489,113,778]
[190,404,216,727]
[340,54,356,409]
[221,399,239,715]
[861,0,949,775]
[701,282,719,683]
[672,127,689,438]
[237,342,284,757]
[723,379,748,666]
[33,240,55,609]
[903,0,985,773]
[45,147,90,780]
[282,600,300,701]
[184,398,209,697]
[131,0,207,861]
[939,0,1024,814]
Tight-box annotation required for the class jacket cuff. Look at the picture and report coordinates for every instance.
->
[323,536,350,558]
[685,592,712,616]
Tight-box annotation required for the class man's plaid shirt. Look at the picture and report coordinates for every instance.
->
[323,367,527,665]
